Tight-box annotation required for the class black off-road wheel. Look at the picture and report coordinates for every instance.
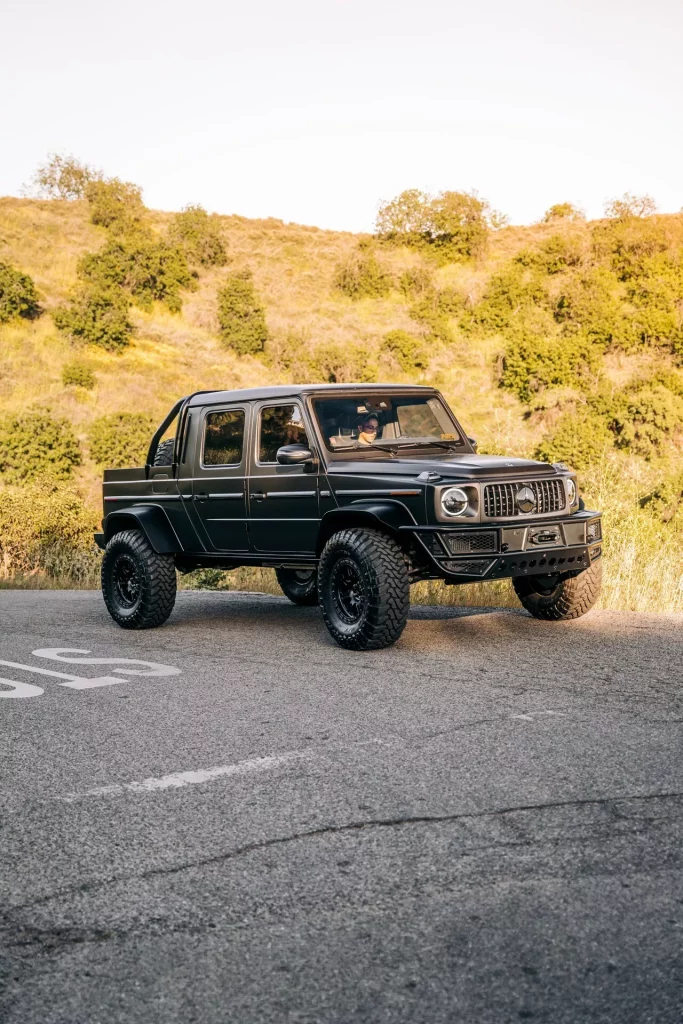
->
[102,530,177,629]
[153,438,175,466]
[513,560,602,621]
[318,528,410,651]
[275,567,318,606]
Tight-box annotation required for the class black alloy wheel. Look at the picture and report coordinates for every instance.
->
[275,567,318,606]
[318,528,410,651]
[101,530,177,629]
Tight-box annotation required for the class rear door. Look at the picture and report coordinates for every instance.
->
[191,404,249,552]
[248,401,320,554]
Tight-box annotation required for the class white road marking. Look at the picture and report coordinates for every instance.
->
[32,649,181,678]
[60,751,311,802]
[0,675,44,699]
[512,711,565,722]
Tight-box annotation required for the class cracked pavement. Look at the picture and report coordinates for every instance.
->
[1,590,682,1023]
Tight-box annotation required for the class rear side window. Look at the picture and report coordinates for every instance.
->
[203,409,245,466]
[259,405,308,463]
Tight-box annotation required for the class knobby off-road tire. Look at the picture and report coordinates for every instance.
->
[513,560,602,621]
[318,528,410,651]
[102,530,177,629]
[275,567,318,606]
[153,438,175,466]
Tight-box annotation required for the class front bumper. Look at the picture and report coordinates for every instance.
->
[404,510,603,583]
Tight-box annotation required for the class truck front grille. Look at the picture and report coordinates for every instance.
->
[483,480,566,518]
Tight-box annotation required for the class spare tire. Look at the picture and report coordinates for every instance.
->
[153,438,175,466]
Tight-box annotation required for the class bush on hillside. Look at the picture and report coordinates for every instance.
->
[169,205,228,267]
[501,335,600,403]
[610,382,683,458]
[543,202,584,223]
[464,265,547,336]
[78,236,195,312]
[554,267,633,350]
[535,408,614,470]
[22,153,102,201]
[0,486,100,582]
[305,342,377,384]
[398,266,434,300]
[0,262,41,322]
[376,188,496,262]
[85,178,145,232]
[0,411,81,483]
[515,234,584,275]
[408,287,463,344]
[54,287,133,351]
[62,361,96,389]
[217,269,269,355]
[380,330,429,372]
[334,246,392,299]
[89,413,156,468]
[604,193,657,220]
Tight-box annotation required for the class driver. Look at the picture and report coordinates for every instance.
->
[357,415,379,446]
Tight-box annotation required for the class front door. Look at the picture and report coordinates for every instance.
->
[249,402,320,554]
[192,405,249,551]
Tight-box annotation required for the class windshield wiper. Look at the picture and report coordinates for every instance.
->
[378,440,462,452]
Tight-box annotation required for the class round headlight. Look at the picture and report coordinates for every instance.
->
[567,478,577,505]
[441,487,469,517]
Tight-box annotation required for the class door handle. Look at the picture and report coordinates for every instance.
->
[249,491,266,500]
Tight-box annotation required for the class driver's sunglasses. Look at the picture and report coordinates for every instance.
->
[363,424,378,433]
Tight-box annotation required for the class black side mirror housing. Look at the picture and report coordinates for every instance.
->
[467,436,478,452]
[276,444,314,465]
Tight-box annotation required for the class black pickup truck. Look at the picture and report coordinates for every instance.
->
[96,384,603,650]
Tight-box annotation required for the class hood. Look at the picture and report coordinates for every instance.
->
[327,453,562,481]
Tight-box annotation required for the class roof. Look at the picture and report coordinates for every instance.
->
[187,383,436,408]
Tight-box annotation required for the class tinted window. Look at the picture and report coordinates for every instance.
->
[203,409,245,466]
[259,405,309,463]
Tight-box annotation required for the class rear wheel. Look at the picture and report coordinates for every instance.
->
[276,567,318,606]
[318,528,410,650]
[513,561,602,621]
[102,530,177,629]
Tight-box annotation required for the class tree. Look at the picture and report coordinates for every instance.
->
[217,269,269,355]
[375,188,497,261]
[85,178,145,231]
[169,205,228,267]
[604,193,657,219]
[0,262,41,321]
[375,189,432,238]
[22,153,102,200]
[78,236,195,313]
[53,287,133,351]
[543,202,585,223]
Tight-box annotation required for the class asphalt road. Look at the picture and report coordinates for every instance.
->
[1,590,682,1024]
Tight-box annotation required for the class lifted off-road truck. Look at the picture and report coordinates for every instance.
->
[96,384,603,650]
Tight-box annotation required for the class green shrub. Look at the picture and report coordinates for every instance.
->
[169,205,228,267]
[78,236,195,312]
[501,335,600,403]
[89,413,156,468]
[54,287,133,351]
[85,178,145,232]
[334,247,392,299]
[592,215,673,281]
[398,266,434,299]
[0,486,99,581]
[464,265,547,336]
[62,362,96,389]
[217,269,269,355]
[22,153,102,201]
[610,382,683,458]
[0,262,41,322]
[376,188,493,262]
[604,193,657,219]
[554,267,634,350]
[535,409,614,470]
[306,342,377,383]
[381,330,429,372]
[0,411,81,483]
[543,202,584,223]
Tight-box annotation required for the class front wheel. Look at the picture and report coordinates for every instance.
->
[276,567,318,606]
[102,530,177,629]
[318,528,410,650]
[513,560,602,621]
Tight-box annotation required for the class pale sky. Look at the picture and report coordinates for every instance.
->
[2,0,682,231]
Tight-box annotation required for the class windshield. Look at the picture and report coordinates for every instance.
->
[312,394,465,454]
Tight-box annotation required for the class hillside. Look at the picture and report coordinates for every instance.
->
[0,193,681,611]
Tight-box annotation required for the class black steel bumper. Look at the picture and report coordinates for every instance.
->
[403,511,603,583]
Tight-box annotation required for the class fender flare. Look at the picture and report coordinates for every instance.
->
[316,500,417,555]
[101,505,183,554]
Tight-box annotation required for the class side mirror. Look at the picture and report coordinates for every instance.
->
[276,444,314,465]
[467,437,478,452]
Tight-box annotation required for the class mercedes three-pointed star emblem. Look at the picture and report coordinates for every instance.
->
[515,485,537,513]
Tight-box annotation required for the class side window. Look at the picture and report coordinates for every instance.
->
[259,405,309,463]
[203,409,245,466]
